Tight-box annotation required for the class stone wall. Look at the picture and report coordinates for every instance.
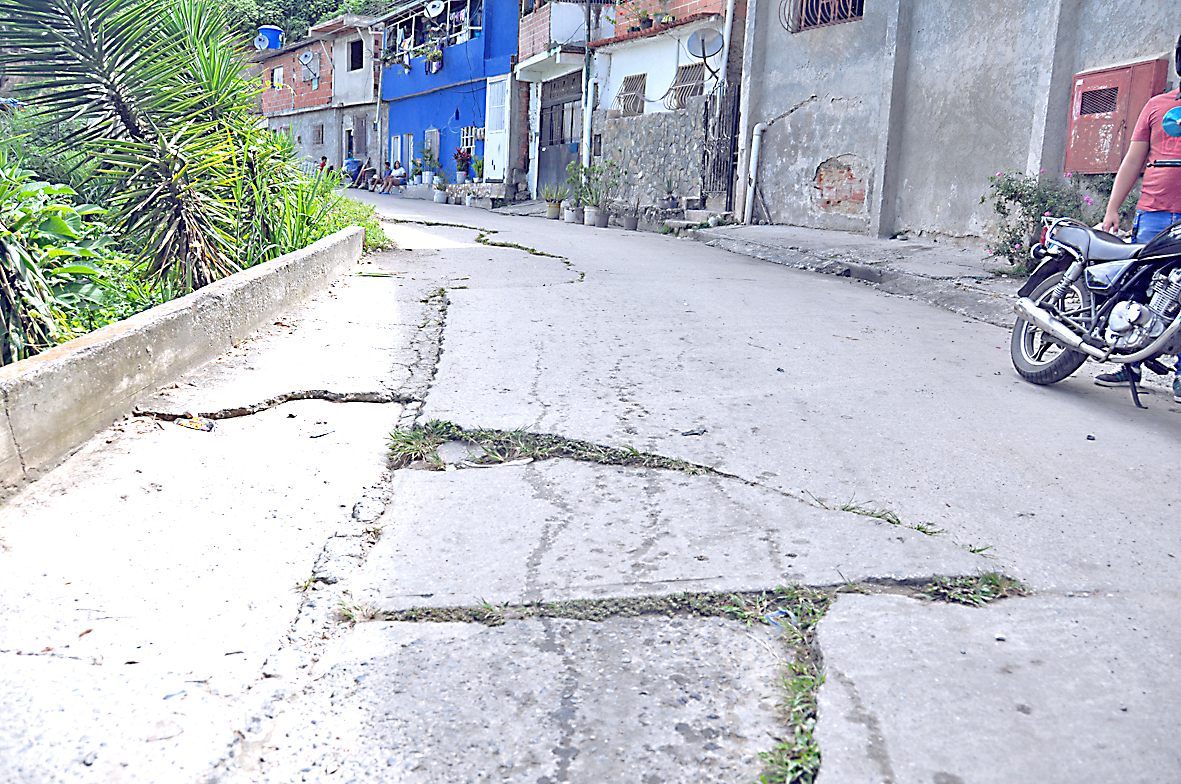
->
[593,93,707,208]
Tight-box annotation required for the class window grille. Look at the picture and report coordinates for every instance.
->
[781,0,864,32]
[665,63,705,111]
[312,124,325,145]
[349,39,364,71]
[425,127,440,153]
[460,125,477,155]
[1080,87,1119,115]
[613,74,647,117]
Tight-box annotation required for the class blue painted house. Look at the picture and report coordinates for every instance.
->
[381,0,518,184]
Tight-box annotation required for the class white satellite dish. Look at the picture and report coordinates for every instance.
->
[253,34,269,50]
[686,30,724,59]
[298,50,314,64]
[425,0,445,17]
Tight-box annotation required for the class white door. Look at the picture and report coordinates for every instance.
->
[484,76,509,181]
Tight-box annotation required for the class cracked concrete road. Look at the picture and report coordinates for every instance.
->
[1,192,1179,783]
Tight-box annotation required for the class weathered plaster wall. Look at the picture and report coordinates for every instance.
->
[598,23,724,115]
[266,107,343,168]
[595,94,706,206]
[740,0,899,232]
[333,31,378,105]
[891,0,1061,239]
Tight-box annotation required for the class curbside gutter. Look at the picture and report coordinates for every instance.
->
[691,228,1018,328]
[0,226,365,496]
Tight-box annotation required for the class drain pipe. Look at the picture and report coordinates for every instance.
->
[743,122,767,224]
[742,94,817,224]
[720,0,737,84]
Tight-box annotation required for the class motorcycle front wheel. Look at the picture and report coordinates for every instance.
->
[1011,272,1092,385]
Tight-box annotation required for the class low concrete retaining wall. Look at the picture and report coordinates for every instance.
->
[0,227,365,494]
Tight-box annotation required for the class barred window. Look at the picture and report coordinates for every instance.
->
[425,127,440,153]
[665,63,705,111]
[614,74,647,117]
[782,0,864,32]
[312,124,325,145]
[460,125,477,155]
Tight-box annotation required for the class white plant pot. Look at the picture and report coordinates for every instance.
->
[456,172,467,184]
[564,209,577,223]
[584,206,598,226]
[433,190,448,203]
[424,172,434,185]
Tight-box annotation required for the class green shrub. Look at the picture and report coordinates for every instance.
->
[317,194,391,252]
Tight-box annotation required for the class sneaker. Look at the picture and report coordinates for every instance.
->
[1174,376,1181,403]
[1094,366,1141,387]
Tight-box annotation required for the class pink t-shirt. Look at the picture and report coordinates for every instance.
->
[1131,91,1181,213]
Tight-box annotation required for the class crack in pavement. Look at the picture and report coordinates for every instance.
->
[135,390,420,421]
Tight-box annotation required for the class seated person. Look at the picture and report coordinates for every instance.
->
[381,161,407,192]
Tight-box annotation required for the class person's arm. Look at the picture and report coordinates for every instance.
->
[1101,140,1149,232]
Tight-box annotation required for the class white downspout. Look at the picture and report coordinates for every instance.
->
[744,122,767,224]
[720,0,737,83]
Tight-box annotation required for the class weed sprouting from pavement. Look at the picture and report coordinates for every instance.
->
[294,575,315,593]
[917,573,1029,606]
[337,594,378,623]
[475,232,560,258]
[386,420,709,474]
[808,492,942,538]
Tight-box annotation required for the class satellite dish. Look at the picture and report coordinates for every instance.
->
[425,0,445,17]
[253,34,269,50]
[298,50,314,64]
[686,30,724,59]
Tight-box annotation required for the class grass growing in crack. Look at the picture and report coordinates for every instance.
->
[808,492,942,538]
[475,232,560,258]
[338,595,378,623]
[386,419,709,474]
[917,573,1029,606]
[294,575,316,593]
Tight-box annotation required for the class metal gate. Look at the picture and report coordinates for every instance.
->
[701,82,741,211]
[539,72,583,194]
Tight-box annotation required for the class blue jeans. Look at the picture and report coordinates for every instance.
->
[1126,211,1181,377]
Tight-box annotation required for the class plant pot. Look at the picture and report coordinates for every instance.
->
[413,174,422,185]
[656,196,673,209]
[595,211,609,228]
[583,206,598,225]
[623,214,639,230]
[546,202,561,220]
[639,17,653,30]
[423,172,434,185]
[572,207,584,224]
[475,177,483,184]
[433,190,447,203]
[564,209,576,223]
[456,171,467,184]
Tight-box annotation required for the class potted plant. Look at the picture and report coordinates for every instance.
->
[425,47,443,74]
[433,171,449,202]
[422,150,438,185]
[592,160,623,227]
[541,183,567,219]
[637,8,653,30]
[656,173,676,209]
[472,156,484,183]
[622,200,640,231]
[453,148,471,184]
[564,160,586,223]
[411,159,423,185]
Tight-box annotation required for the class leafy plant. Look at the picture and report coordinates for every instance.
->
[565,160,587,207]
[540,183,569,205]
[586,159,624,208]
[471,156,484,178]
[982,171,1111,272]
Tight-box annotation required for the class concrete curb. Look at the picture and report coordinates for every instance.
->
[0,227,365,494]
[691,228,1018,328]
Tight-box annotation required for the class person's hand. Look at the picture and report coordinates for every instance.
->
[1100,210,1120,234]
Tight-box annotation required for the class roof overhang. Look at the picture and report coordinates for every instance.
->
[589,13,721,53]
[309,14,380,38]
[514,46,586,83]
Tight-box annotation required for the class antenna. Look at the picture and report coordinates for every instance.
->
[685,30,724,59]
[254,34,269,50]
[298,51,314,64]
[425,0,445,17]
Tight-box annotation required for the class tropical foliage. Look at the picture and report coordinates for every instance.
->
[0,0,388,364]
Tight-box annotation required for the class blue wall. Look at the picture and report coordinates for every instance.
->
[382,0,518,180]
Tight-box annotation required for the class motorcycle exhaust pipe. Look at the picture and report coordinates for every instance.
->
[1014,298,1106,359]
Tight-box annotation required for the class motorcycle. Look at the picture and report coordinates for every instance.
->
[1011,197,1181,408]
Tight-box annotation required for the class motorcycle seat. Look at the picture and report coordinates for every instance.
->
[1088,231,1144,261]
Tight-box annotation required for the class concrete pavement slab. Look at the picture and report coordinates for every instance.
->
[814,592,1181,784]
[251,616,781,784]
[354,460,989,611]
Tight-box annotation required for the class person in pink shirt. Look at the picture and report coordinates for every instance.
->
[1095,35,1181,398]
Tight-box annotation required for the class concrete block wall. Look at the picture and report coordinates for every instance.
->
[0,228,364,496]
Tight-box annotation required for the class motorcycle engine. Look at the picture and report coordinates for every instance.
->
[1105,268,1181,351]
